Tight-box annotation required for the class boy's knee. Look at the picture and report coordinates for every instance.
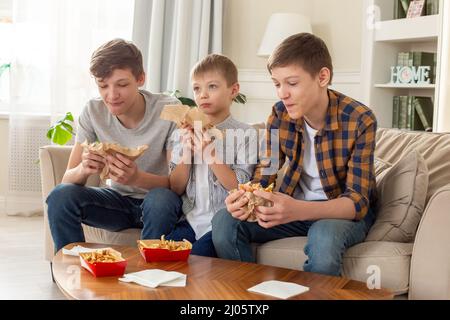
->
[304,220,350,276]
[212,209,238,243]
[142,188,181,208]
[141,188,182,223]
[47,183,83,204]
[212,208,234,230]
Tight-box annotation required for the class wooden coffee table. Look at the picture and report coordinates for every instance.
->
[52,243,393,300]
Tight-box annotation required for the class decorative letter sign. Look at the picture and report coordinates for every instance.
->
[390,66,431,85]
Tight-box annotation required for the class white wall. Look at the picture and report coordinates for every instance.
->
[223,0,362,71]
[224,0,363,123]
[223,0,313,70]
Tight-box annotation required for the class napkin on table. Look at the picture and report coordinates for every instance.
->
[247,280,309,299]
[119,269,187,288]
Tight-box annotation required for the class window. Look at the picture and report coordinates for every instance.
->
[0,0,13,109]
[0,0,135,115]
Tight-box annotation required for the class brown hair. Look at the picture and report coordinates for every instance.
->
[267,33,333,84]
[191,54,238,86]
[90,39,144,80]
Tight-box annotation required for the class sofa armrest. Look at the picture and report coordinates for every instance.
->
[409,184,450,300]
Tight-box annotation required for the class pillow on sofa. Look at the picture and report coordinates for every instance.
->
[374,157,393,183]
[366,150,429,243]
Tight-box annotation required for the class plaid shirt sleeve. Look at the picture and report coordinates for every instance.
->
[338,111,377,220]
[252,106,286,187]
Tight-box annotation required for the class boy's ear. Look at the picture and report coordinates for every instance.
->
[137,72,146,87]
[317,68,331,87]
[231,82,240,98]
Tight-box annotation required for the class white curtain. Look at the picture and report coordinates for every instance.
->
[6,0,135,216]
[133,0,223,97]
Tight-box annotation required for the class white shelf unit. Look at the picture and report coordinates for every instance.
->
[361,0,450,132]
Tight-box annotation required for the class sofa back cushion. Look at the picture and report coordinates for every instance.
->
[366,150,429,242]
[375,128,450,204]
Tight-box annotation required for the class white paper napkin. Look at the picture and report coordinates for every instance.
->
[62,245,112,256]
[118,269,187,288]
[247,280,309,299]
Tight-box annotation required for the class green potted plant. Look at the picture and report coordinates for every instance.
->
[47,112,75,145]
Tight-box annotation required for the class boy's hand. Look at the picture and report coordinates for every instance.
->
[80,149,105,177]
[180,123,214,159]
[224,190,250,221]
[253,190,299,228]
[180,124,195,163]
[107,153,139,186]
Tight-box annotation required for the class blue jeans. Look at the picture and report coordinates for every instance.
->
[141,188,216,257]
[211,207,376,276]
[46,184,182,252]
[47,184,215,257]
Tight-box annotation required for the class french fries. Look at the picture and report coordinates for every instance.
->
[138,235,192,251]
[79,249,124,263]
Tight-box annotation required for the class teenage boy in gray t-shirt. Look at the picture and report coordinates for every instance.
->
[46,39,179,252]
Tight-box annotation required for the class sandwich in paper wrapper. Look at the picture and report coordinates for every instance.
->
[229,182,275,222]
[160,104,223,139]
[81,141,148,180]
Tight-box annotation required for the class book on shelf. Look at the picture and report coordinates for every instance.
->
[393,96,400,128]
[392,96,433,131]
[396,51,436,83]
[394,0,439,19]
[426,0,439,15]
[413,97,434,131]
[395,0,411,19]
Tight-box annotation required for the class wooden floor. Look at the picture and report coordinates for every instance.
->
[0,214,66,300]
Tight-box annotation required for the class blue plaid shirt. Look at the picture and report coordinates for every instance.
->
[253,89,378,220]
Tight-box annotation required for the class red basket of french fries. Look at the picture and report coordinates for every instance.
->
[138,236,192,262]
[79,248,128,277]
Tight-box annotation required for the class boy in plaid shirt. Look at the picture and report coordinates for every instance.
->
[212,33,378,276]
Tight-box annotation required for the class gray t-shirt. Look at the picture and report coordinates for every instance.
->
[76,89,179,199]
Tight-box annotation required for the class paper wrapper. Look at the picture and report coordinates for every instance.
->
[160,104,223,139]
[229,182,274,222]
[81,141,148,180]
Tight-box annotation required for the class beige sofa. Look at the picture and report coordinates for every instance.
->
[39,128,450,299]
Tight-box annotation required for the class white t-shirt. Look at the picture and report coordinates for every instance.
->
[185,163,212,240]
[294,120,328,201]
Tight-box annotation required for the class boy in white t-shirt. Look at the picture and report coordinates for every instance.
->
[142,54,257,256]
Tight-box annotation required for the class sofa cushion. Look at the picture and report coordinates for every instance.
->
[342,241,413,295]
[82,224,141,247]
[375,128,450,204]
[374,157,392,183]
[255,237,412,296]
[367,150,429,242]
[256,237,309,270]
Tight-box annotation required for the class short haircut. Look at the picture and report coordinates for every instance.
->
[267,33,333,84]
[191,54,238,86]
[90,38,144,80]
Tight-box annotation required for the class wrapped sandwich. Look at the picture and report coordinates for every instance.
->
[81,141,148,180]
[229,182,274,222]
